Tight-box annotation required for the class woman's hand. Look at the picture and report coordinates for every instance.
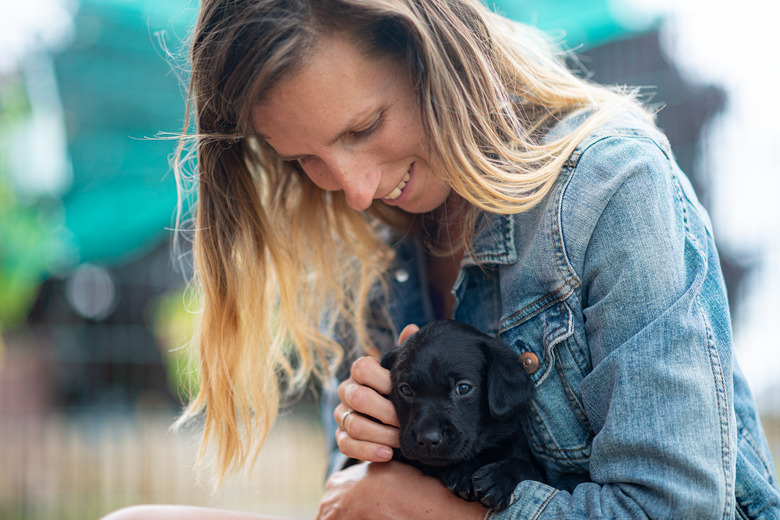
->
[333,324,420,462]
[316,461,488,520]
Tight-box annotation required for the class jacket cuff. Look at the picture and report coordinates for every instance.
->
[485,480,559,520]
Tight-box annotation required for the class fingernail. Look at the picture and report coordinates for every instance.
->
[377,447,393,460]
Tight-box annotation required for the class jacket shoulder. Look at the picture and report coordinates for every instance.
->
[548,110,685,279]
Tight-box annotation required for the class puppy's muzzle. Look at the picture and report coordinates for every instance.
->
[415,428,442,451]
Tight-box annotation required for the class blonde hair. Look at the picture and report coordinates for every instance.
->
[174,0,652,486]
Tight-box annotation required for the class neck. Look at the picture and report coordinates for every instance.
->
[424,192,471,257]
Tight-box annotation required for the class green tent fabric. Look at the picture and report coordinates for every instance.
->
[53,0,196,266]
[53,0,649,268]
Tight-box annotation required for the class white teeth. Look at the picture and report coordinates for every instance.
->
[384,172,410,201]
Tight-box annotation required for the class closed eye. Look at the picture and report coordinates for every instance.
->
[278,111,385,165]
[278,152,316,166]
[294,155,315,166]
[346,111,384,142]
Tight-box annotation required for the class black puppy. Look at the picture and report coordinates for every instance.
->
[381,319,541,511]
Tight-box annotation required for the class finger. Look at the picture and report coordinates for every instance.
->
[335,403,400,448]
[338,376,399,427]
[398,323,420,345]
[335,427,395,463]
[350,356,393,395]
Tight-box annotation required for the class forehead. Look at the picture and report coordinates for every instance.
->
[395,336,486,385]
[251,33,402,143]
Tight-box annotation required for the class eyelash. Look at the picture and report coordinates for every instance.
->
[291,112,384,166]
[349,112,384,141]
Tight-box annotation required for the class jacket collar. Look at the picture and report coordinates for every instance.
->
[463,212,518,267]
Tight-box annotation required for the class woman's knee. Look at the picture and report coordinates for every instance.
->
[99,505,274,520]
[100,505,170,520]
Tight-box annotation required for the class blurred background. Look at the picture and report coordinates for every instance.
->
[0,0,777,518]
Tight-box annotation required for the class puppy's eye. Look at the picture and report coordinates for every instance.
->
[398,383,414,397]
[454,383,473,396]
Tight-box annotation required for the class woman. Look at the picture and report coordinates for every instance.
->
[103,0,780,518]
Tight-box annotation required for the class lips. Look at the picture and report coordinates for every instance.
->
[384,171,410,201]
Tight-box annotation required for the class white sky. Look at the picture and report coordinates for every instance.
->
[0,0,75,74]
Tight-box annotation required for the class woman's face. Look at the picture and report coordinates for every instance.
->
[252,33,451,213]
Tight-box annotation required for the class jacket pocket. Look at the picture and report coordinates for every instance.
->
[500,299,594,483]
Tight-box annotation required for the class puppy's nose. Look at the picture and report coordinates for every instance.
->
[416,430,442,450]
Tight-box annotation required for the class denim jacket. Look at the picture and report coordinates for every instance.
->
[323,110,780,519]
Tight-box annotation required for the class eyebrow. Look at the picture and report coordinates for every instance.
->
[265,106,382,162]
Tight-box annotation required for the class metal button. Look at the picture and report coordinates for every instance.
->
[519,352,539,374]
[394,268,410,283]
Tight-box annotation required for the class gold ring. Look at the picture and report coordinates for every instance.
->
[340,410,354,431]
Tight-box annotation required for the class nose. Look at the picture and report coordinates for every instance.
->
[415,429,443,451]
[309,152,382,211]
[337,163,382,212]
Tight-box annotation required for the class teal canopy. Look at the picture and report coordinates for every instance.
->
[53,0,196,266]
[491,0,651,49]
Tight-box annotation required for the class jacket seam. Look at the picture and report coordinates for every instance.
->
[531,489,559,520]
[697,296,734,519]
[554,132,678,297]
[498,285,576,332]
[549,153,583,293]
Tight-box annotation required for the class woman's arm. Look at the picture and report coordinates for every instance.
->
[489,133,736,519]
[317,461,488,520]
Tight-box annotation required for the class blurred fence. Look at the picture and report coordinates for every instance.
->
[0,239,327,520]
[1,349,778,520]
[0,403,326,520]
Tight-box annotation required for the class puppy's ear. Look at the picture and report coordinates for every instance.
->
[380,347,399,371]
[483,338,535,420]
[381,324,418,371]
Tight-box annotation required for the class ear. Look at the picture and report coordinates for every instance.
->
[380,347,399,371]
[483,337,535,420]
[381,324,419,371]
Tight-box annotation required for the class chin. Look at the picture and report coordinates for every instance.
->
[401,190,452,214]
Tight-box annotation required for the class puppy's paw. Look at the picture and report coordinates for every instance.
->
[441,468,478,502]
[471,463,519,511]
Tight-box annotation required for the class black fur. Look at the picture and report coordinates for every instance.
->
[381,319,541,511]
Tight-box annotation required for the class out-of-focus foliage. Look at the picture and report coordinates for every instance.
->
[149,287,200,401]
[0,79,66,327]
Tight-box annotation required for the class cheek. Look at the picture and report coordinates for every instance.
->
[376,111,425,160]
[301,160,340,191]
[452,399,484,430]
[388,393,408,422]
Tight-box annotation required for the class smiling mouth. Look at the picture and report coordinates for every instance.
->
[384,171,410,201]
